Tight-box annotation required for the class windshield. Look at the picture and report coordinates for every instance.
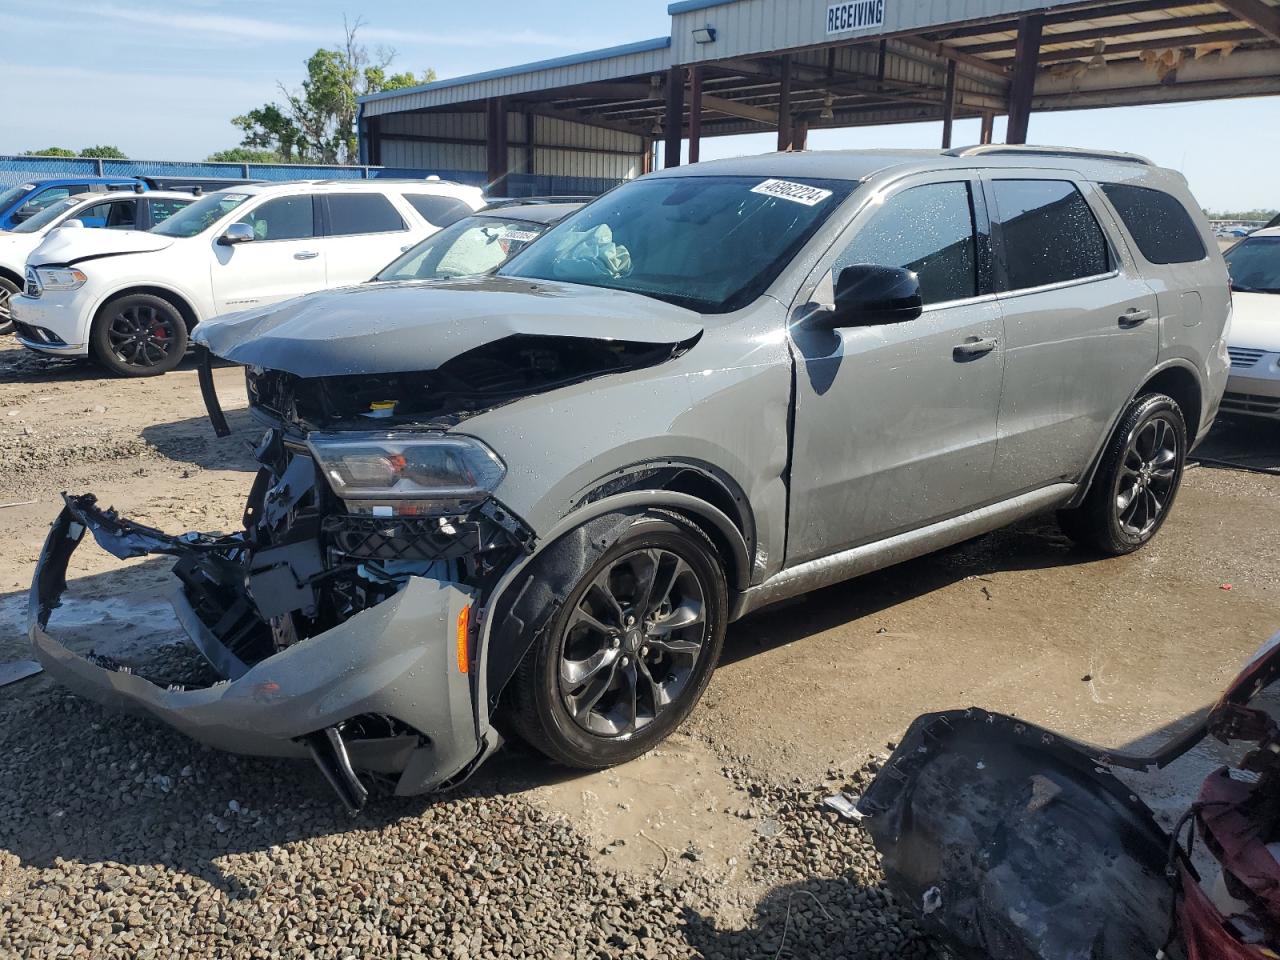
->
[11,196,82,234]
[0,184,33,211]
[498,175,855,313]
[151,192,250,238]
[376,215,548,281]
[1225,236,1280,293]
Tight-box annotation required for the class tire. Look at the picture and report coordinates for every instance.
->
[506,511,728,769]
[1057,393,1187,556]
[89,293,188,377]
[0,275,18,336]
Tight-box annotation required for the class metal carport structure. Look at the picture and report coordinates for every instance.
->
[358,0,1280,195]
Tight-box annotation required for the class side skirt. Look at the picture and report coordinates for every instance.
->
[732,483,1076,619]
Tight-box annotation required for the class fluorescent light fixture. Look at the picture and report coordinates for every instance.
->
[691,26,717,43]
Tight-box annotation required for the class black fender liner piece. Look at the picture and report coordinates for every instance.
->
[483,510,641,711]
[196,346,232,439]
[856,708,1179,960]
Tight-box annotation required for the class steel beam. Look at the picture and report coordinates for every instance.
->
[963,12,1242,54]
[1003,27,1262,64]
[941,59,958,148]
[663,65,684,168]
[700,93,780,124]
[485,97,508,196]
[1006,15,1043,143]
[689,66,703,163]
[1216,0,1280,42]
[777,55,793,151]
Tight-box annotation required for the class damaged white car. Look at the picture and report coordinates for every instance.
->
[31,148,1230,809]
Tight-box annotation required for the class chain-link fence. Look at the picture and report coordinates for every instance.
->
[0,155,621,197]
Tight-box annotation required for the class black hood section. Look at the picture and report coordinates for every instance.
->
[193,276,705,378]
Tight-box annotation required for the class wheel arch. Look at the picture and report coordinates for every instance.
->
[475,488,750,727]
[1066,359,1203,509]
[94,284,201,333]
[0,265,23,289]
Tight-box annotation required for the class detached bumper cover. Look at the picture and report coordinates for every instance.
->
[29,498,487,797]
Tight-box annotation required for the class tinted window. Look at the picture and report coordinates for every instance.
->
[1101,183,1206,264]
[834,181,977,306]
[152,192,250,237]
[992,180,1110,290]
[501,175,855,313]
[15,187,71,221]
[236,195,315,241]
[77,199,137,229]
[1223,236,1280,293]
[327,194,405,235]
[378,216,547,281]
[406,194,474,227]
[148,196,193,225]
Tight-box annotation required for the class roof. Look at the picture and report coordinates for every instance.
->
[477,201,583,224]
[1244,227,1280,238]
[226,179,480,197]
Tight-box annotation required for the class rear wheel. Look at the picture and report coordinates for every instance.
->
[506,512,728,769]
[1057,393,1186,555]
[0,276,18,335]
[89,293,188,377]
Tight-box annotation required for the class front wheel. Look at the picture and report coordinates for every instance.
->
[89,293,188,377]
[0,276,18,335]
[506,512,728,769]
[1058,393,1187,555]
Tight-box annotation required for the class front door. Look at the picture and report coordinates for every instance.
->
[787,175,1006,565]
[211,193,326,313]
[982,174,1160,494]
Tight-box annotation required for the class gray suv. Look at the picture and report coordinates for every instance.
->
[31,146,1231,809]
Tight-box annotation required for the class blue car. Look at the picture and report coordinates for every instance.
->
[0,177,146,231]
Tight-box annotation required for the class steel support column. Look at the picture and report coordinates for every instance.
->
[664,65,684,168]
[777,55,794,151]
[689,66,703,164]
[941,59,957,149]
[486,96,508,196]
[1007,15,1043,144]
[980,112,995,144]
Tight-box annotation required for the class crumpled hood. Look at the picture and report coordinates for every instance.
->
[1228,292,1278,352]
[30,228,173,267]
[194,276,705,377]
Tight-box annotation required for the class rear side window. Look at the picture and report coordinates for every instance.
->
[835,181,978,305]
[1100,183,1206,264]
[991,179,1110,291]
[236,195,315,241]
[79,199,137,229]
[327,194,405,235]
[405,194,473,228]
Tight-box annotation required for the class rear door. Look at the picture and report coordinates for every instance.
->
[210,192,326,312]
[786,173,1006,564]
[318,192,418,286]
[984,173,1159,494]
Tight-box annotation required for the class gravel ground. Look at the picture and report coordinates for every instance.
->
[0,654,931,959]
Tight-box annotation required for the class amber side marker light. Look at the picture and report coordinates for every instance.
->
[456,604,471,674]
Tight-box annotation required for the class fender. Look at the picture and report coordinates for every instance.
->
[472,489,751,738]
[1064,357,1203,510]
[88,280,207,328]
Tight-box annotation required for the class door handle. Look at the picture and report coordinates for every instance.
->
[953,336,999,359]
[294,250,319,260]
[1119,307,1151,327]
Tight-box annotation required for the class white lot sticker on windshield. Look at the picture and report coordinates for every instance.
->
[751,179,833,206]
[222,193,249,201]
[501,229,540,243]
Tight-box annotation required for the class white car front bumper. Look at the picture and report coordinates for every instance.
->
[1223,346,1280,419]
[11,291,90,357]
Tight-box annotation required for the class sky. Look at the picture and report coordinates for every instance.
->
[2,0,1277,211]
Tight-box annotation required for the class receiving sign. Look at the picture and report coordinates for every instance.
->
[827,0,886,35]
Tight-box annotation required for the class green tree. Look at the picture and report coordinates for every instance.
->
[78,145,128,159]
[232,19,434,165]
[206,147,285,164]
[23,147,77,157]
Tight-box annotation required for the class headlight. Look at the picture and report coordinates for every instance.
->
[36,266,87,291]
[307,432,505,504]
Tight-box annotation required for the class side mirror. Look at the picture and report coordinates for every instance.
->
[821,264,923,328]
[58,219,86,230]
[218,222,255,246]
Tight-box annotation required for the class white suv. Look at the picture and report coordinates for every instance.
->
[0,189,197,336]
[14,178,484,375]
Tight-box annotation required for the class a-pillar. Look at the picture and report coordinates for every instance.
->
[1006,15,1043,144]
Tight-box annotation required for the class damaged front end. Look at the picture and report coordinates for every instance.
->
[30,422,532,811]
[857,634,1280,960]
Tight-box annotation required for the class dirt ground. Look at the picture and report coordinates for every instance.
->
[1,340,1278,946]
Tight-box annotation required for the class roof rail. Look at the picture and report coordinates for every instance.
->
[944,144,1154,166]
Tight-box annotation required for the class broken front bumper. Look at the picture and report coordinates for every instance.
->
[29,498,490,807]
